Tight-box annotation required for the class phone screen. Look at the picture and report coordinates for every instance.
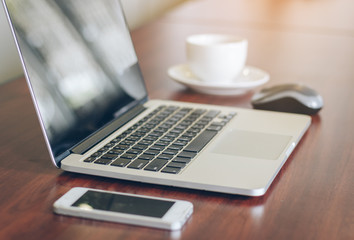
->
[72,190,175,218]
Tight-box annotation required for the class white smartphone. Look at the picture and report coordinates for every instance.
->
[53,187,193,231]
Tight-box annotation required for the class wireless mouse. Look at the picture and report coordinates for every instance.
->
[251,83,323,115]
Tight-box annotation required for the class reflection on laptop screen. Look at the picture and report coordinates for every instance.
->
[7,0,147,159]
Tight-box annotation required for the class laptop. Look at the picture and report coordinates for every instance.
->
[2,0,311,196]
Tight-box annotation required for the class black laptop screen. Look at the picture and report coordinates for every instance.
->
[4,0,148,162]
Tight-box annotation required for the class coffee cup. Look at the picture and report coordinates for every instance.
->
[186,34,248,83]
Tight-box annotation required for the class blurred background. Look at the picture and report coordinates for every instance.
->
[0,0,187,85]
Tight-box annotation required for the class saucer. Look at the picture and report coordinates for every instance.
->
[168,64,269,96]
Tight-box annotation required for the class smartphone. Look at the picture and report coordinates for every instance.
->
[53,187,193,230]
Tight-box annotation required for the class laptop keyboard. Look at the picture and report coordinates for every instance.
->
[84,105,236,174]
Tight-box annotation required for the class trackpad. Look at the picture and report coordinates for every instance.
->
[211,130,292,160]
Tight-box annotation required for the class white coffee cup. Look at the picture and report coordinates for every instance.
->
[186,34,248,83]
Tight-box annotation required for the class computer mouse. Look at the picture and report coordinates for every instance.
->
[251,83,323,115]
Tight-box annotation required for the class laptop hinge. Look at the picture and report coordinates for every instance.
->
[71,104,147,155]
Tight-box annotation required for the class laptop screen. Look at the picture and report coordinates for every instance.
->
[4,0,148,161]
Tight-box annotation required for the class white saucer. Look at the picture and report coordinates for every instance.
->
[168,64,269,96]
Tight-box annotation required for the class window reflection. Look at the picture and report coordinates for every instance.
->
[7,0,147,157]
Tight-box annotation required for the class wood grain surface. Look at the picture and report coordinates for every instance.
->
[0,0,353,239]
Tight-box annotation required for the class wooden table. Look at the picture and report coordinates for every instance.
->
[0,0,353,239]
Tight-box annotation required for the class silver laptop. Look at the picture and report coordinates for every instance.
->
[2,0,311,196]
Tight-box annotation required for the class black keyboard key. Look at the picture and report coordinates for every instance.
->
[111,158,131,167]
[157,154,173,160]
[132,130,148,137]
[173,139,188,146]
[177,151,197,159]
[160,137,173,143]
[167,162,186,169]
[153,128,165,134]
[184,129,218,153]
[108,149,124,156]
[138,154,155,161]
[144,159,168,171]
[128,159,149,169]
[155,141,169,146]
[163,149,179,155]
[144,149,160,155]
[101,153,118,160]
[165,106,179,112]
[165,133,179,139]
[206,125,222,131]
[132,144,148,150]
[182,132,196,138]
[196,119,210,126]
[191,124,205,130]
[204,110,221,118]
[114,144,130,150]
[169,144,184,151]
[126,149,142,155]
[90,152,102,158]
[126,136,140,142]
[144,136,158,142]
[192,109,206,115]
[186,128,201,135]
[84,157,96,163]
[148,132,160,138]
[170,128,184,134]
[161,167,181,174]
[174,125,188,131]
[110,138,120,144]
[178,136,193,142]
[217,114,232,120]
[104,142,115,148]
[150,145,166,151]
[97,147,110,153]
[121,140,135,146]
[138,139,153,145]
[172,157,191,164]
[94,158,112,165]
[121,153,138,160]
[180,107,192,112]
[210,121,226,126]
